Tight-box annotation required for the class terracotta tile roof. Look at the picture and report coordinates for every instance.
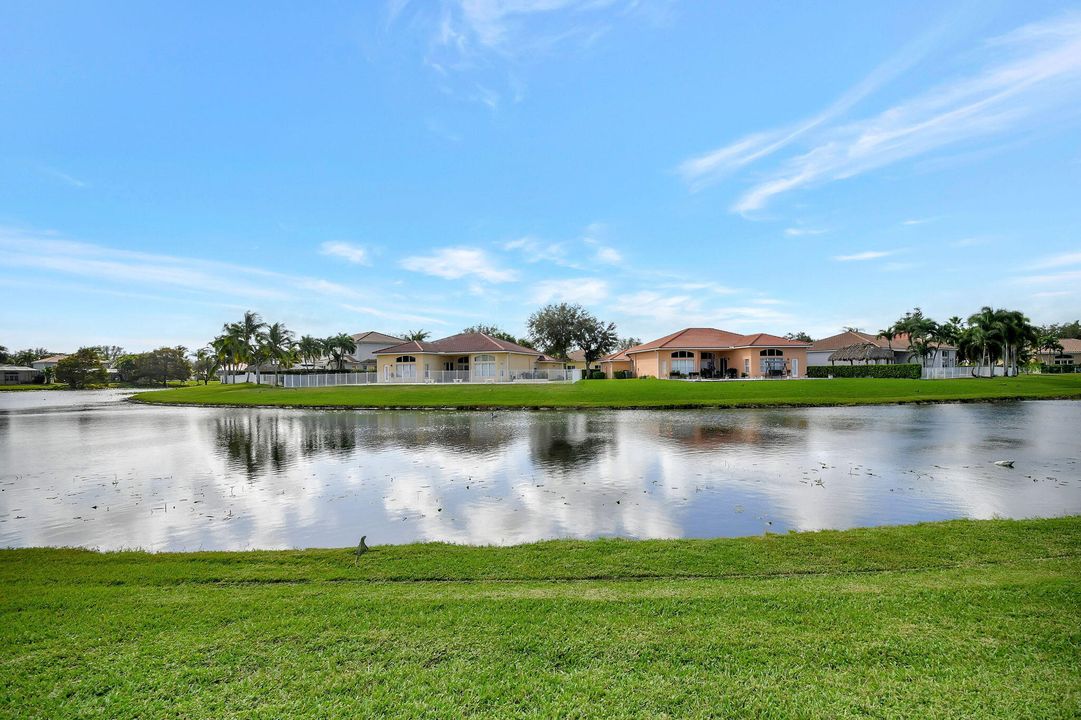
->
[566,349,586,362]
[375,332,542,357]
[351,331,405,346]
[1048,338,1081,353]
[626,328,810,354]
[808,331,887,352]
[32,354,68,364]
[600,350,631,362]
[810,330,957,352]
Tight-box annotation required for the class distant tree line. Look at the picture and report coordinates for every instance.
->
[876,307,1070,376]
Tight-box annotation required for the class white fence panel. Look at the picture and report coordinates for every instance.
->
[922,366,1004,380]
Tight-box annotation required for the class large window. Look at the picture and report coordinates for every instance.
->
[395,355,416,379]
[474,354,496,377]
[759,349,785,376]
[670,350,695,375]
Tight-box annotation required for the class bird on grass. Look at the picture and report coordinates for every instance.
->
[353,535,369,565]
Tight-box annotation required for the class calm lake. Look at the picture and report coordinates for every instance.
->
[1,390,1079,551]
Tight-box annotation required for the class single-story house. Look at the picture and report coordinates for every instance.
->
[31,354,68,371]
[345,331,407,371]
[564,350,602,373]
[1037,338,1081,368]
[374,332,567,382]
[600,328,810,379]
[807,331,957,368]
[1,365,41,385]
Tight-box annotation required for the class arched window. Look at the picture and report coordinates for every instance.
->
[670,350,694,375]
[394,355,416,380]
[759,349,785,377]
[474,354,496,378]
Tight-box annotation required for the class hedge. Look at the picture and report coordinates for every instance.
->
[807,364,922,379]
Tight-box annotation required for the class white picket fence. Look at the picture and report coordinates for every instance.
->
[381,369,577,384]
[922,366,1005,379]
[231,368,579,387]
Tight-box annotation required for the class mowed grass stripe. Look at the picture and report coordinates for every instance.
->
[2,521,1079,718]
[132,374,1081,409]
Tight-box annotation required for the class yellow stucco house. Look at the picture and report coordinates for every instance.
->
[600,328,810,379]
[374,332,567,383]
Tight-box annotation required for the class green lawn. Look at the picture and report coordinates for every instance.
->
[131,374,1081,409]
[2,518,1079,718]
[0,380,208,392]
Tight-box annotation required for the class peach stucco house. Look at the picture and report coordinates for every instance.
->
[373,332,566,382]
[600,328,810,379]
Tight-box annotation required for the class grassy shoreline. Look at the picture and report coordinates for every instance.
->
[129,374,1081,410]
[3,517,1079,718]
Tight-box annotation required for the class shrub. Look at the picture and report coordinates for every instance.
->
[807,364,922,379]
[613,370,632,379]
[587,370,606,380]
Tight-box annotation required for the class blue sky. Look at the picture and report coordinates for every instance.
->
[2,1,1080,352]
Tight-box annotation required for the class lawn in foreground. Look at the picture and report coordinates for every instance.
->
[3,518,1079,718]
[132,374,1081,409]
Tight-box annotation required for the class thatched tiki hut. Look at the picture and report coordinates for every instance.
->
[828,343,896,365]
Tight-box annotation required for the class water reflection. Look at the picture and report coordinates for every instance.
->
[1,392,1079,551]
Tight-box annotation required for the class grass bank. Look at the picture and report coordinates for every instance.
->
[2,517,1079,718]
[131,374,1081,409]
[0,380,208,392]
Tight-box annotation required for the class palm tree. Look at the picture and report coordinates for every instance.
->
[261,322,297,384]
[192,347,220,385]
[324,333,357,371]
[403,329,431,342]
[878,327,895,353]
[298,335,325,370]
[966,307,1005,377]
[212,324,249,383]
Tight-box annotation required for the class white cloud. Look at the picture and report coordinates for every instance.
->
[677,11,963,191]
[595,246,622,264]
[783,227,827,237]
[529,278,609,305]
[902,218,934,225]
[400,246,518,283]
[341,303,450,326]
[319,241,370,265]
[833,250,899,262]
[39,166,88,188]
[679,10,1081,214]
[502,236,577,267]
[1015,269,1081,285]
[1026,250,1081,270]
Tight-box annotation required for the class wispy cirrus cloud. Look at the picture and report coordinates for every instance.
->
[319,241,371,265]
[529,277,608,304]
[400,246,518,282]
[39,166,88,188]
[1025,250,1081,270]
[391,1,649,108]
[502,236,578,267]
[833,249,899,262]
[680,10,1081,215]
[783,227,827,237]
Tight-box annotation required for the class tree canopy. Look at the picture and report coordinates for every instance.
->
[55,348,108,389]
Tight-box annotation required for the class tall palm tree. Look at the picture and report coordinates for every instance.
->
[297,335,325,370]
[403,329,431,342]
[213,324,249,383]
[966,306,1005,377]
[261,322,297,384]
